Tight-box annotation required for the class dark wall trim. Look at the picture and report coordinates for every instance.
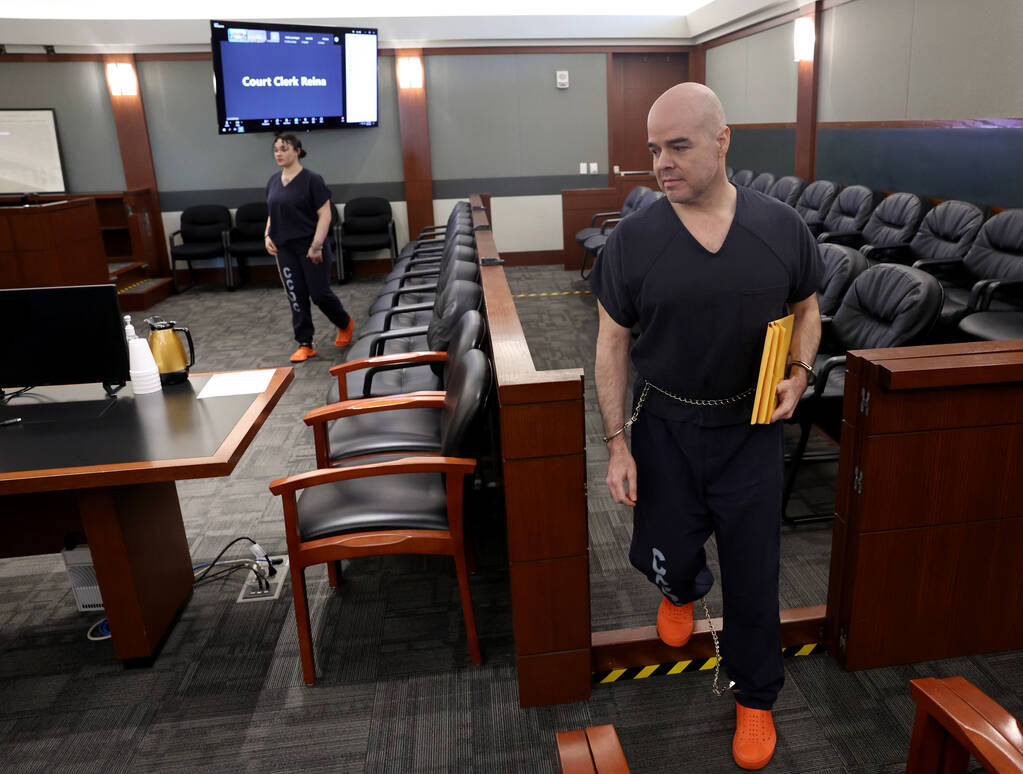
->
[433,175,603,199]
[158,182,405,211]
[820,118,1023,129]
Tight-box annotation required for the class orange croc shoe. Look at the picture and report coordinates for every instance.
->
[289,345,317,363]
[656,597,693,647]
[733,703,776,770]
[335,317,355,347]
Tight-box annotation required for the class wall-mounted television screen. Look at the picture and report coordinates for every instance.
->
[210,20,378,135]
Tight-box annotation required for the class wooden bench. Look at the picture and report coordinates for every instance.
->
[907,676,1023,773]
[556,724,631,774]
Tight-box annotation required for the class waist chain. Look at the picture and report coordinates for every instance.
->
[601,380,754,444]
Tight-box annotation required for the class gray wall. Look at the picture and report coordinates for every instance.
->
[138,57,404,210]
[706,21,798,124]
[425,53,607,197]
[0,61,126,193]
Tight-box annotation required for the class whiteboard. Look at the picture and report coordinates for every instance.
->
[0,109,67,194]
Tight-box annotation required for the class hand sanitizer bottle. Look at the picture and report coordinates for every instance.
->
[124,314,162,394]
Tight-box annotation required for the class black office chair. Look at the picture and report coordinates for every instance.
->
[862,199,984,270]
[725,166,735,180]
[784,264,944,523]
[168,204,232,291]
[766,176,807,207]
[731,169,755,187]
[580,189,661,279]
[575,186,652,248]
[819,192,926,253]
[749,172,776,194]
[397,202,472,261]
[946,209,1023,338]
[339,197,398,279]
[269,347,492,684]
[817,243,868,319]
[811,184,878,239]
[226,201,271,288]
[794,180,839,232]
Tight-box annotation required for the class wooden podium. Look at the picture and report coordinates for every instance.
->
[0,198,108,288]
[826,340,1023,670]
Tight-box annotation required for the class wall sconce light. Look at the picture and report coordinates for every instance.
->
[793,16,815,62]
[396,56,424,89]
[106,62,138,96]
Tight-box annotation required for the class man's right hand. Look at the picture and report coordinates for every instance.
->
[605,437,637,506]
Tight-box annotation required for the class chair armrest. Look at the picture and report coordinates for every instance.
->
[968,278,1023,311]
[599,217,623,235]
[329,350,446,399]
[269,455,477,497]
[365,325,430,357]
[391,283,439,303]
[416,225,448,236]
[589,210,622,227]
[810,355,847,400]
[383,301,433,330]
[912,256,964,271]
[817,230,864,247]
[304,391,445,426]
[862,243,911,262]
[396,267,443,285]
[819,315,833,326]
[168,229,182,248]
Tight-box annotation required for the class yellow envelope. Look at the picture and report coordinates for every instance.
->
[751,325,778,424]
[751,314,795,424]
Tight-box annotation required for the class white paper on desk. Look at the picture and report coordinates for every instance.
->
[197,370,275,399]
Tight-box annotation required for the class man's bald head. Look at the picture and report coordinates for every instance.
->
[648,82,727,141]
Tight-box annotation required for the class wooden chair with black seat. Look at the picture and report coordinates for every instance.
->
[225,201,271,288]
[167,204,233,291]
[906,676,1023,773]
[268,348,492,684]
[307,310,486,467]
[338,196,398,278]
[783,264,944,524]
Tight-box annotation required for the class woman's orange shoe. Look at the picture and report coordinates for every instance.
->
[289,345,317,363]
[732,703,776,770]
[335,317,355,347]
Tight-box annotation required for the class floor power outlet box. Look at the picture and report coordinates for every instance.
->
[236,557,289,604]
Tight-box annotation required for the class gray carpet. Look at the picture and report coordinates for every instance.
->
[0,267,1014,772]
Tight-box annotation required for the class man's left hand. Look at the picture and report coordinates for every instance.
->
[771,371,808,422]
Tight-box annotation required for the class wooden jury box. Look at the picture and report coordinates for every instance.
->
[825,339,1023,670]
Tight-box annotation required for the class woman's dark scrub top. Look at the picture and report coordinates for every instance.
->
[266,169,332,246]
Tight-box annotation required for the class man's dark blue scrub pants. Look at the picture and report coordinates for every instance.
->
[629,411,785,710]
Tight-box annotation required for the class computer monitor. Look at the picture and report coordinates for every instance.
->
[0,284,130,399]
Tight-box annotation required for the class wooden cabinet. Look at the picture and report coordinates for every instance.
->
[826,340,1023,670]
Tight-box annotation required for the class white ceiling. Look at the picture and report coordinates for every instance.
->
[0,0,809,52]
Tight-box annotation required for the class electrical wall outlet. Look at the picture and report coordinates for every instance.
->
[236,556,289,603]
[589,162,599,174]
[578,162,587,174]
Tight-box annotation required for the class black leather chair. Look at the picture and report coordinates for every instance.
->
[819,192,926,253]
[749,172,776,194]
[329,278,484,402]
[794,180,839,232]
[784,264,944,523]
[817,243,868,319]
[946,209,1023,337]
[168,205,232,291]
[726,166,735,180]
[811,184,878,239]
[767,176,807,207]
[860,199,984,270]
[269,347,492,684]
[580,189,661,279]
[575,186,652,248]
[226,201,271,288]
[308,311,486,466]
[386,227,475,283]
[339,197,398,277]
[731,169,755,187]
[398,202,472,261]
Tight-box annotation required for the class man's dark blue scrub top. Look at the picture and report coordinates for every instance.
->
[590,185,820,426]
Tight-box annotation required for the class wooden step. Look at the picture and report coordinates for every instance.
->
[108,261,149,290]
[117,277,174,311]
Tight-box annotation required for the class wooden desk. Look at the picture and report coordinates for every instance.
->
[0,368,293,660]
